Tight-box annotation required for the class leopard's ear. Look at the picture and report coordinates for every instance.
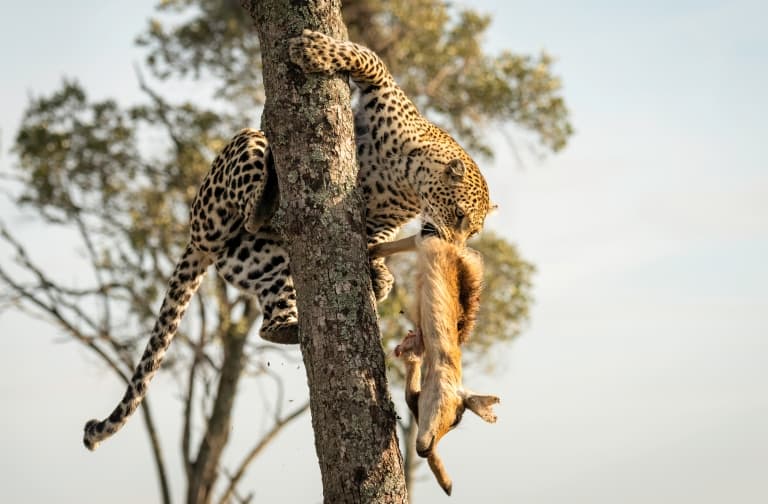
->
[445,159,465,182]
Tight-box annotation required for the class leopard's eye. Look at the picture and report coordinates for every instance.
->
[455,207,465,219]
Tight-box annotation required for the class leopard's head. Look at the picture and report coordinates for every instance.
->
[417,147,491,246]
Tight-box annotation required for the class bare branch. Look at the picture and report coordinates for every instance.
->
[498,125,527,171]
[0,261,123,374]
[183,294,210,477]
[217,402,310,504]
[134,64,185,155]
[140,400,173,504]
[0,223,100,328]
[0,222,172,503]
[72,211,113,337]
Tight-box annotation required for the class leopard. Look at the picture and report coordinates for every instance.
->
[83,29,491,451]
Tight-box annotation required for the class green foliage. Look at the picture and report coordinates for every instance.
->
[347,0,572,155]
[1,2,565,497]
[11,78,242,330]
[15,81,140,218]
[7,0,559,374]
[138,0,572,155]
[17,83,225,239]
[470,231,536,354]
[137,0,264,106]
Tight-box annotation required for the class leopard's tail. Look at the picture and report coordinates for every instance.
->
[83,243,211,451]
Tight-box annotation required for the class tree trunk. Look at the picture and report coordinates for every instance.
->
[243,1,408,502]
[186,294,255,504]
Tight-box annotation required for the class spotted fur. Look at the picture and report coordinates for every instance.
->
[83,30,491,450]
[83,130,296,450]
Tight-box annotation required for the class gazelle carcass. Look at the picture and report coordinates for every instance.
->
[376,234,500,495]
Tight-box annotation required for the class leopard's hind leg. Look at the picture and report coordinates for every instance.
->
[211,128,278,236]
[215,228,298,344]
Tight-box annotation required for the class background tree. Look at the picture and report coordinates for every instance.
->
[138,0,570,156]
[0,0,567,501]
[2,78,309,504]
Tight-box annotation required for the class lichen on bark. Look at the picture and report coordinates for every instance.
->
[242,1,408,502]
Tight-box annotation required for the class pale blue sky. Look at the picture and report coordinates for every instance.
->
[1,1,766,503]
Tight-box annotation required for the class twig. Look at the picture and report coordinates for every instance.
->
[217,402,310,504]
[134,64,185,155]
[0,222,172,503]
[183,294,210,477]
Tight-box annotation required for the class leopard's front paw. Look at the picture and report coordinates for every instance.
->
[288,29,337,75]
[370,258,394,302]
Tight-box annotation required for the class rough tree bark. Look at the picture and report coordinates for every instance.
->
[242,1,408,502]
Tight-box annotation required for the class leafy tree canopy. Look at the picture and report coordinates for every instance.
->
[138,0,572,155]
[1,1,568,500]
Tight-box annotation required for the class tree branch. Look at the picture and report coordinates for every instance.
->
[0,222,172,504]
[183,294,209,478]
[217,402,310,504]
[72,211,113,339]
[140,399,174,504]
[134,64,185,154]
[186,289,261,503]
